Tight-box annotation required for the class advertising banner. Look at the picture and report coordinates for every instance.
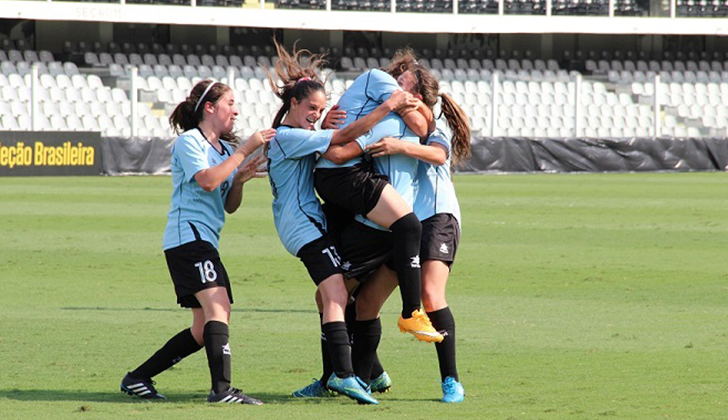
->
[0,132,102,176]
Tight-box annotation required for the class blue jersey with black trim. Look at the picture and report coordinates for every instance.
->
[414,117,462,226]
[317,69,401,169]
[268,126,333,256]
[163,128,236,250]
[354,116,420,231]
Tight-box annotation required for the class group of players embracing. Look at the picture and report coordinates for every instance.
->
[120,40,471,406]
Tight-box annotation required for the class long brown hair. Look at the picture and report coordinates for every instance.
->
[439,92,471,164]
[385,47,419,80]
[267,40,327,129]
[169,80,237,142]
[409,64,471,164]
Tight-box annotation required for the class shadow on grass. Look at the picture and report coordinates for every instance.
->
[60,307,316,314]
[0,389,293,404]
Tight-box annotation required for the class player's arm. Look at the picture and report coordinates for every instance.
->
[321,142,365,165]
[224,155,267,214]
[194,129,275,192]
[329,90,416,145]
[366,137,447,166]
[398,99,435,139]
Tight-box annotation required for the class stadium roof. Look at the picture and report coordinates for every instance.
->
[2,1,728,35]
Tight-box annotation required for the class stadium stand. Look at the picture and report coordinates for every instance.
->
[3,38,728,139]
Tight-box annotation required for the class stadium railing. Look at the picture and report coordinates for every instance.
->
[3,44,728,139]
[3,0,728,17]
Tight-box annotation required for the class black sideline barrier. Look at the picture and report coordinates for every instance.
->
[101,136,174,175]
[457,137,728,173]
[3,134,726,175]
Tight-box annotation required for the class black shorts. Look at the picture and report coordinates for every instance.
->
[165,240,233,308]
[338,221,394,282]
[314,160,389,217]
[420,213,460,267]
[297,234,344,285]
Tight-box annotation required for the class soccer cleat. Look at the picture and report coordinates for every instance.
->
[207,387,264,405]
[397,309,444,343]
[120,372,166,400]
[292,379,331,398]
[370,371,392,393]
[326,374,379,405]
[441,376,465,403]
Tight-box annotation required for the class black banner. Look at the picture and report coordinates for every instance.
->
[458,137,728,173]
[0,131,102,176]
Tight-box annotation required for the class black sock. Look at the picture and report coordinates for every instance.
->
[428,307,458,381]
[351,318,382,385]
[390,212,422,318]
[203,321,232,394]
[321,321,354,379]
[319,313,334,384]
[371,355,384,380]
[130,328,202,380]
[345,299,357,345]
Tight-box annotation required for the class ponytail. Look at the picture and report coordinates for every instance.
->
[267,40,327,129]
[169,79,238,142]
[439,92,471,164]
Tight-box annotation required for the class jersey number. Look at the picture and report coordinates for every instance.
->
[194,260,218,284]
[321,246,341,267]
[220,181,230,197]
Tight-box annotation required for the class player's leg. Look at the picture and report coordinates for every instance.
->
[351,266,398,386]
[366,186,441,342]
[420,215,464,402]
[196,286,263,405]
[120,313,203,400]
[319,274,379,404]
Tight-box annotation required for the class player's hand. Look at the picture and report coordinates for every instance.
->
[235,155,267,183]
[366,137,406,158]
[250,128,276,147]
[386,90,418,113]
[322,105,346,129]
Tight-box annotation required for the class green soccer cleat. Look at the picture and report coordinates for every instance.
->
[326,374,379,405]
[292,378,331,398]
[370,371,392,393]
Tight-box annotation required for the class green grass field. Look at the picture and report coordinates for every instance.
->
[1,173,726,420]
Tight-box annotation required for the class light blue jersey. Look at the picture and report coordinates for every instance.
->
[414,117,462,226]
[268,126,333,256]
[316,69,401,169]
[163,128,236,250]
[355,116,421,231]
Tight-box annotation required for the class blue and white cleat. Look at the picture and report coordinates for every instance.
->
[370,371,392,393]
[441,376,465,403]
[326,374,379,405]
[292,378,331,398]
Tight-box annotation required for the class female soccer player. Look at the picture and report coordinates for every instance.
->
[120,80,275,405]
[313,50,443,343]
[265,41,416,405]
[292,57,443,398]
[356,66,472,402]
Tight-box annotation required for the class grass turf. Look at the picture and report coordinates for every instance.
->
[0,172,726,419]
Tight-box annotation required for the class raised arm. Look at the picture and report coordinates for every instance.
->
[398,100,435,139]
[224,155,267,214]
[194,129,275,192]
[329,90,416,145]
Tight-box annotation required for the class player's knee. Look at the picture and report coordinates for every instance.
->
[391,212,421,236]
[422,281,447,311]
